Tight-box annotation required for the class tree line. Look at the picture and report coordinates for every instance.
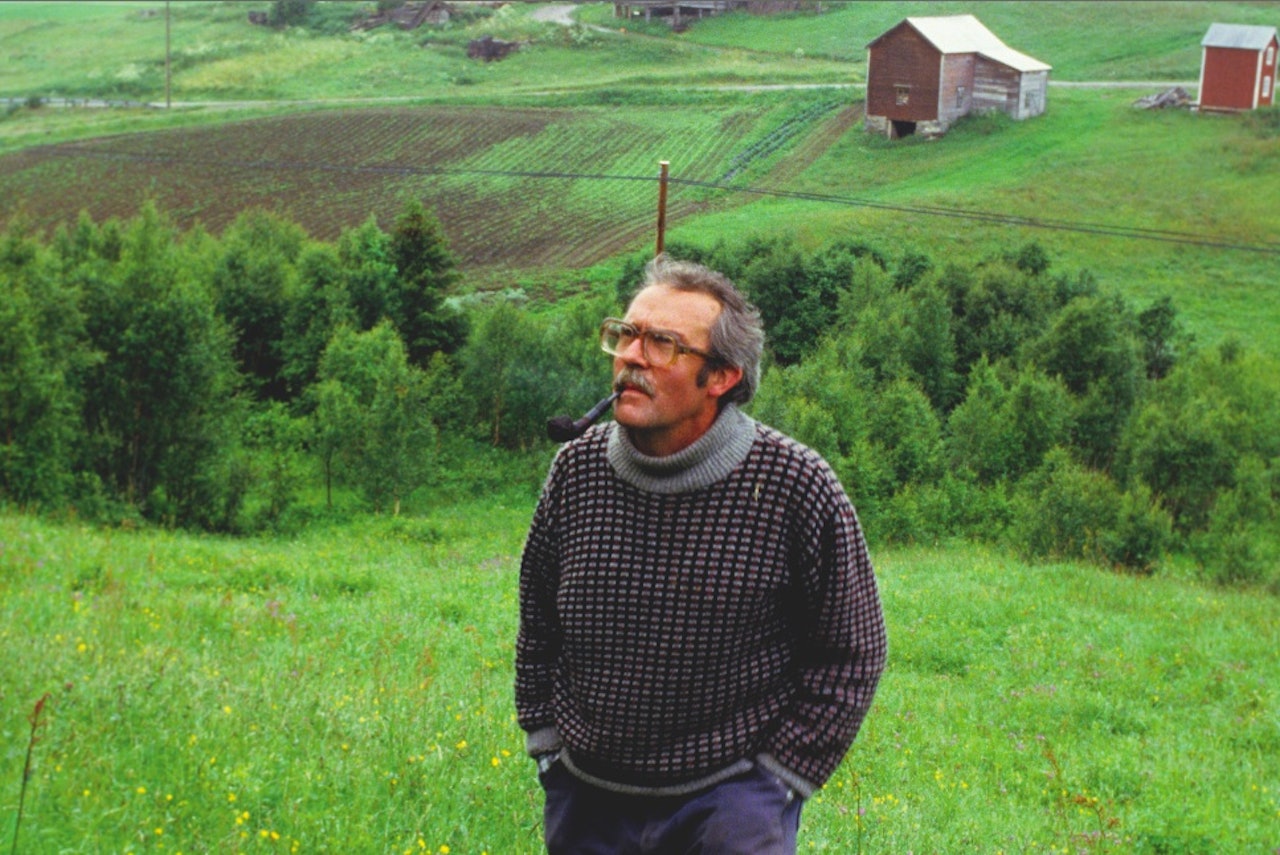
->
[0,201,608,527]
[2,207,1277,588]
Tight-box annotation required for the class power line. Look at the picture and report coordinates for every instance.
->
[672,177,1280,255]
[44,144,1280,256]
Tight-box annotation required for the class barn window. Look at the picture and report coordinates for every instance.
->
[1267,46,1275,67]
[1264,76,1273,99]
[895,85,910,106]
[956,86,966,107]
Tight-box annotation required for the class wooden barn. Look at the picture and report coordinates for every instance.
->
[1197,23,1277,112]
[865,15,1051,139]
[613,1,748,27]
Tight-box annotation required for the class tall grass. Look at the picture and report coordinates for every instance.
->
[3,505,1277,852]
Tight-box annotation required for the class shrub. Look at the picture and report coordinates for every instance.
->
[877,473,1013,546]
[1191,456,1278,587]
[1012,449,1121,564]
[1097,483,1173,574]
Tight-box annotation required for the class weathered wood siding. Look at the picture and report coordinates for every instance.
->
[1017,71,1050,119]
[866,24,942,122]
[937,54,975,124]
[973,58,1020,114]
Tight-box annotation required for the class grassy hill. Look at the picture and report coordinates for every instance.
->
[1,0,1278,353]
[3,499,1278,853]
[625,0,1275,78]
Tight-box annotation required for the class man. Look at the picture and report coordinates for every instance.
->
[515,255,887,854]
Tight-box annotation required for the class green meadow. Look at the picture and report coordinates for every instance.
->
[4,500,1279,853]
[3,3,1280,852]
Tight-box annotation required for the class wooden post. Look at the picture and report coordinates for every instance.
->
[165,1,171,109]
[655,160,669,257]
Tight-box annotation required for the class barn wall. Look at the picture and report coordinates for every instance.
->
[867,25,943,122]
[1201,46,1263,110]
[973,58,1020,115]
[938,54,976,125]
[1017,71,1049,119]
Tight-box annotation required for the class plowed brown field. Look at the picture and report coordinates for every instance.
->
[0,101,851,272]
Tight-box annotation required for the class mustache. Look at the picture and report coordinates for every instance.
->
[614,368,655,396]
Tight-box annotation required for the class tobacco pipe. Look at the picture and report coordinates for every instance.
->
[547,391,621,443]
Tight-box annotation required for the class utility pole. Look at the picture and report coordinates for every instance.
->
[165,0,171,108]
[655,161,669,257]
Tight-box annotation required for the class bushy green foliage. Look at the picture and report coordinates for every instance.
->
[458,293,613,450]
[0,222,90,507]
[694,234,1273,583]
[1190,455,1278,587]
[1,210,1275,586]
[70,204,243,528]
[0,201,480,529]
[314,322,438,515]
[241,401,308,529]
[1006,452,1178,574]
[389,199,467,364]
[269,0,314,29]
[1118,341,1280,536]
[279,243,355,397]
[213,210,307,401]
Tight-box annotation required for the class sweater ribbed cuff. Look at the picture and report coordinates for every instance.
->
[525,727,562,758]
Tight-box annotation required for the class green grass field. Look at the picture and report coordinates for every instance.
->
[641,1,1276,79]
[3,501,1278,853]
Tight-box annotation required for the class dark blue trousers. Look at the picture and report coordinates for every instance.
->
[540,762,803,855]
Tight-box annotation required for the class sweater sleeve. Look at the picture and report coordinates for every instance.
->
[766,464,887,795]
[514,450,567,751]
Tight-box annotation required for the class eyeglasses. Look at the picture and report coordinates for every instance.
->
[600,318,716,366]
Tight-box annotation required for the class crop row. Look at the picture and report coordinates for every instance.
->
[0,98,846,270]
[719,98,843,182]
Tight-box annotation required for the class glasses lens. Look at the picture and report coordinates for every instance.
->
[600,320,690,365]
[600,320,631,356]
[644,331,679,365]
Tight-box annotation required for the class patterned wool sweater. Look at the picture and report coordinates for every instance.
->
[515,405,887,797]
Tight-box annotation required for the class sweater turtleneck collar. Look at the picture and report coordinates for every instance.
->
[606,404,756,495]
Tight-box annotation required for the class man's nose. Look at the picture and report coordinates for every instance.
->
[620,334,648,365]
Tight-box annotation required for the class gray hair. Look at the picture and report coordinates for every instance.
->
[640,254,764,406]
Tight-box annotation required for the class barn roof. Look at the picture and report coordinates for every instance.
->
[874,15,1051,73]
[1201,22,1279,51]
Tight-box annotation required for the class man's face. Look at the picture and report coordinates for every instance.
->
[612,284,741,457]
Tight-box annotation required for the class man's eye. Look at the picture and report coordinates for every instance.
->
[650,332,678,348]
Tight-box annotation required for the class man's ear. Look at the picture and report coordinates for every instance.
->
[706,364,744,400]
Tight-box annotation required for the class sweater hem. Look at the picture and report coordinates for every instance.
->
[561,753,754,797]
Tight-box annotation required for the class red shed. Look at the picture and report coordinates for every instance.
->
[865,15,1050,139]
[1198,23,1278,112]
